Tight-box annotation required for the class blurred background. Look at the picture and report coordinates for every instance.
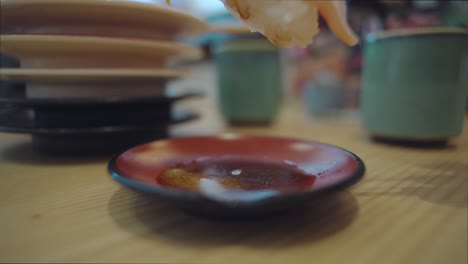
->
[140,0,468,113]
[0,0,466,154]
[2,0,467,109]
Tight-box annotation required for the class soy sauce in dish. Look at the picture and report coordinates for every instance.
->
[157,158,316,193]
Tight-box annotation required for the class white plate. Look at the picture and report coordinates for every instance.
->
[0,0,209,39]
[0,35,204,68]
[0,68,191,99]
[0,68,191,82]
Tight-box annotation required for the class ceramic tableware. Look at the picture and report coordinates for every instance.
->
[362,28,468,142]
[109,135,365,219]
[0,35,203,69]
[213,38,283,125]
[0,0,208,39]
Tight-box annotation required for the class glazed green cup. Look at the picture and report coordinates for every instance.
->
[362,28,468,141]
[214,38,282,125]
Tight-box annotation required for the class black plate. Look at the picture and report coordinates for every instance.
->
[0,108,199,135]
[0,93,202,128]
[0,107,200,155]
[0,92,202,108]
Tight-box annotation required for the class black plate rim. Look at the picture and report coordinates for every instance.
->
[0,109,199,135]
[0,92,203,108]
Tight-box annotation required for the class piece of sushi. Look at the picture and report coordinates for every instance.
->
[220,0,359,47]
[165,0,358,47]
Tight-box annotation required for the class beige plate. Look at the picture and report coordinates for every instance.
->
[0,68,191,83]
[0,0,209,38]
[0,35,203,68]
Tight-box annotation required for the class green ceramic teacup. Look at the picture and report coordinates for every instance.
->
[362,28,468,141]
[213,38,282,125]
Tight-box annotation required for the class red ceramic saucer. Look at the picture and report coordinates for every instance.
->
[109,134,365,219]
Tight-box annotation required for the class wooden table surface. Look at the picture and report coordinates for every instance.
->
[1,92,467,263]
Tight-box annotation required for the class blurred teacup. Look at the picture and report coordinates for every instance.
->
[304,71,345,116]
[213,37,282,125]
[361,28,468,142]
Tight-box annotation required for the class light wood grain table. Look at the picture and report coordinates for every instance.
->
[1,95,467,264]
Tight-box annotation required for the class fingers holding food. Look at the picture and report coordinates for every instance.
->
[220,0,359,47]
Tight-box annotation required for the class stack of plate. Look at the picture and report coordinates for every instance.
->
[0,0,210,155]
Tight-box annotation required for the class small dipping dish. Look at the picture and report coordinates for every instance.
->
[109,135,365,219]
